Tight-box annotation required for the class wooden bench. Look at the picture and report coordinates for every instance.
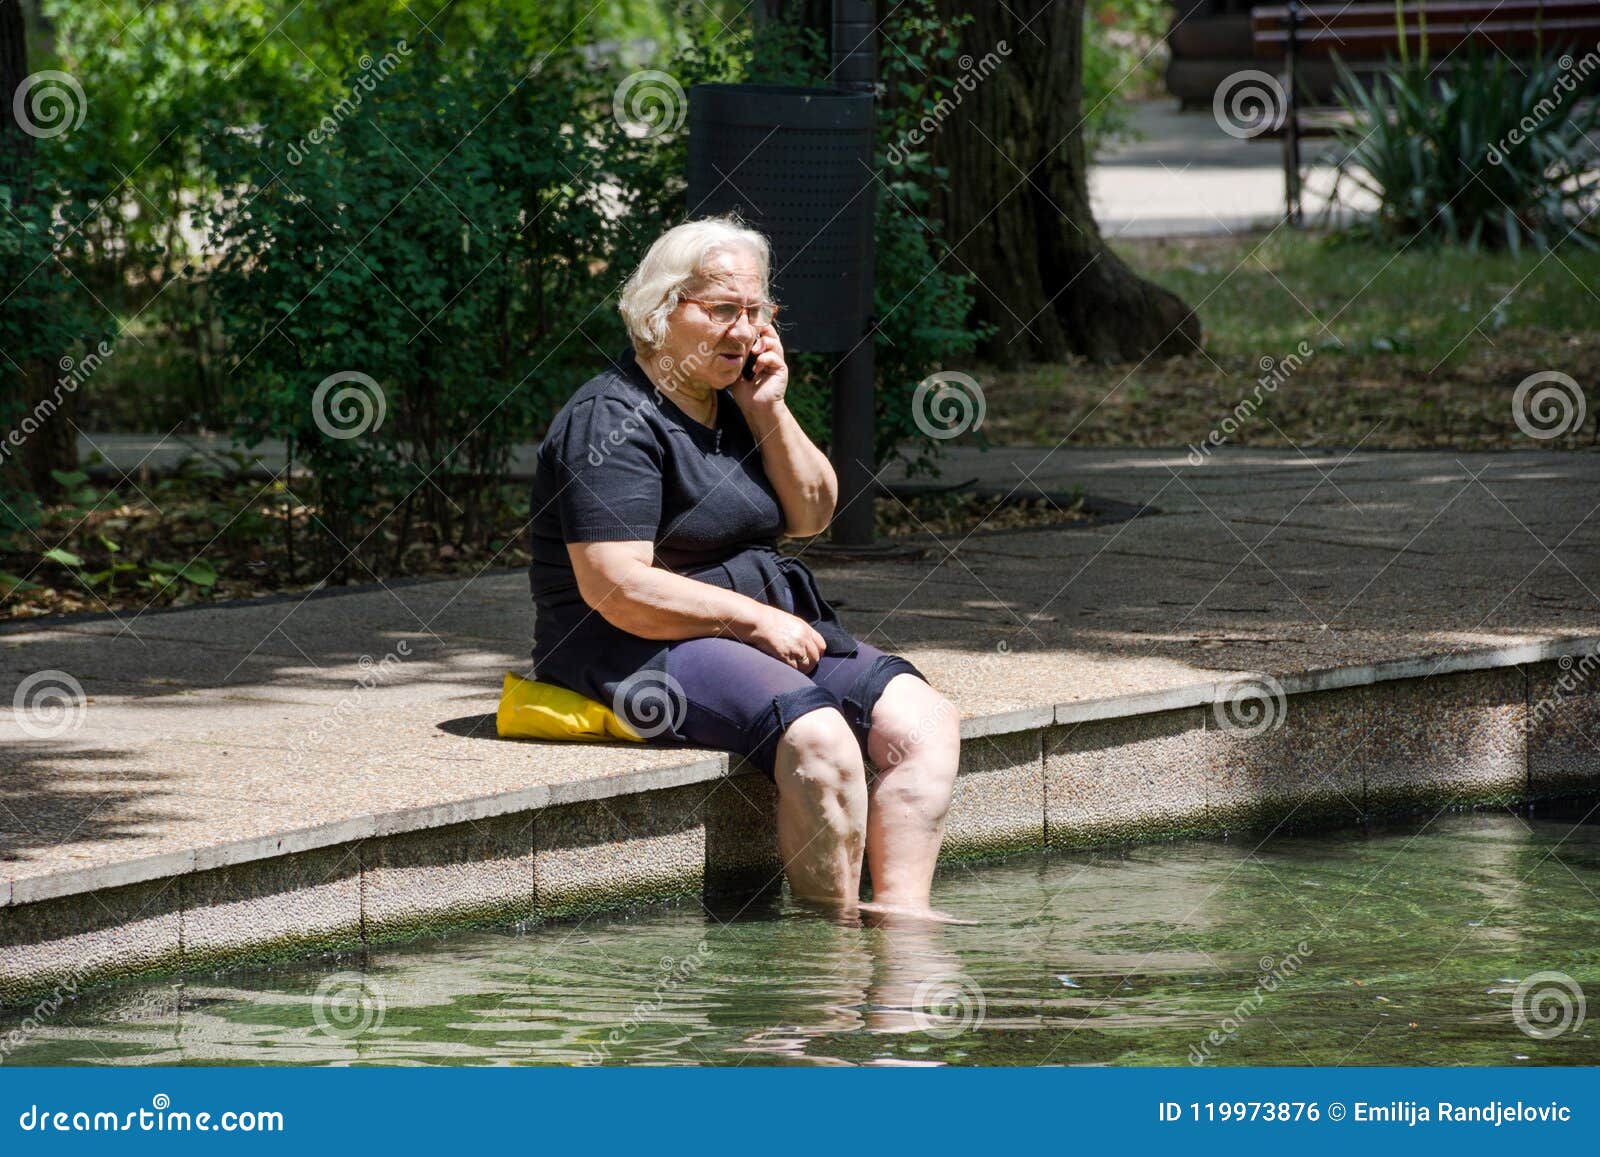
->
[1250,1,1600,222]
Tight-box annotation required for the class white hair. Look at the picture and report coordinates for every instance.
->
[617,215,771,350]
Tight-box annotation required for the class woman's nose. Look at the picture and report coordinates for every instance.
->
[727,310,758,345]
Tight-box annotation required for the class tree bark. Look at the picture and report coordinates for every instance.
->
[1,0,78,495]
[926,0,1201,365]
[0,1,26,171]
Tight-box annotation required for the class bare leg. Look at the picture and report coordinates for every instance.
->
[774,706,869,912]
[861,674,961,917]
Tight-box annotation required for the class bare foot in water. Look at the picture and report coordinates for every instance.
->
[858,901,979,926]
[790,895,871,926]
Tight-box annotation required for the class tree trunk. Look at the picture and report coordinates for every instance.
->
[1,0,78,495]
[926,0,1201,365]
[0,1,25,178]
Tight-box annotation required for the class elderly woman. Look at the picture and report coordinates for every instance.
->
[526,216,961,921]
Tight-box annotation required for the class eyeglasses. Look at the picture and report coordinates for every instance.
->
[680,296,780,327]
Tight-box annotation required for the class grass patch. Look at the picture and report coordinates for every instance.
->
[980,230,1600,450]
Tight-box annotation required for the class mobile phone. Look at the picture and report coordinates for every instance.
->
[741,351,757,380]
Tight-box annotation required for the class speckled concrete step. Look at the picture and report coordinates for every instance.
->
[3,636,1597,1007]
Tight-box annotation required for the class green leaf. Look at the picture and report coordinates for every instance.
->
[44,547,84,567]
[178,559,219,588]
[0,571,42,594]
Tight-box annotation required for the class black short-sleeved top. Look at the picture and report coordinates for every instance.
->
[527,346,851,710]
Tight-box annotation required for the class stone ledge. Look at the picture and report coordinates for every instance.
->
[3,643,1599,1007]
[12,636,1597,914]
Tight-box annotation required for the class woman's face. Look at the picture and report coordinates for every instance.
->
[655,246,768,392]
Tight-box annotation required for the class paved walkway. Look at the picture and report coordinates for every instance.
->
[5,446,1599,903]
[1088,100,1371,238]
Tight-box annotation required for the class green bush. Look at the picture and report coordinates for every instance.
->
[0,127,117,529]
[1332,46,1600,252]
[206,33,623,577]
[19,0,986,583]
[33,0,336,430]
[33,0,730,433]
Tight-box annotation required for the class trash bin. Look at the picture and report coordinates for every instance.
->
[686,83,874,353]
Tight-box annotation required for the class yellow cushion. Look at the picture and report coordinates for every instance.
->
[495,671,642,742]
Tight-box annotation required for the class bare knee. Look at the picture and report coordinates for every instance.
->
[869,682,960,810]
[775,707,867,824]
[870,680,959,770]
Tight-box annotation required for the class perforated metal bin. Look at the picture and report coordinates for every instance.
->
[685,83,874,354]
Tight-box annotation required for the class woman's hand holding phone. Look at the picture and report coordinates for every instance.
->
[730,323,788,412]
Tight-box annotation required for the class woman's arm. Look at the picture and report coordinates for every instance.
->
[568,540,826,671]
[731,324,837,537]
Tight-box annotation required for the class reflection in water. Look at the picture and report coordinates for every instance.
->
[6,804,1598,1066]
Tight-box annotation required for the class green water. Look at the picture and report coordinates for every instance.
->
[6,804,1599,1067]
